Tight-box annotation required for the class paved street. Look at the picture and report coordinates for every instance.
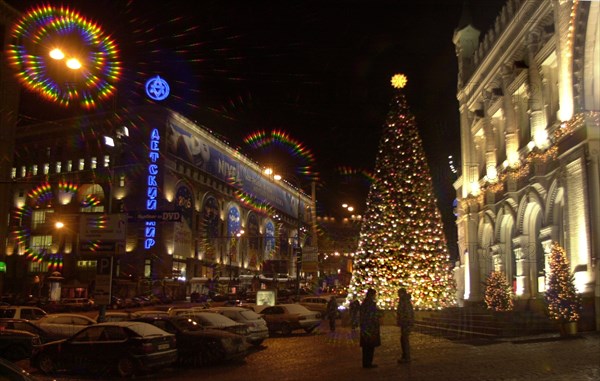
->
[23,320,600,381]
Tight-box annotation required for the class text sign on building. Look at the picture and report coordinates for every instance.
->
[127,211,182,222]
[79,214,127,241]
[144,128,160,250]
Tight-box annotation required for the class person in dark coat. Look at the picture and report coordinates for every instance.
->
[349,295,360,331]
[359,288,381,368]
[396,287,415,363]
[326,296,338,331]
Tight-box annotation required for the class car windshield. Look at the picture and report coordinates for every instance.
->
[126,322,170,337]
[195,313,238,326]
[240,310,262,320]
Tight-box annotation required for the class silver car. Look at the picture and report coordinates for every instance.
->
[210,306,269,346]
[33,313,96,339]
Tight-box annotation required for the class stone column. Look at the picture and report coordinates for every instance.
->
[552,0,575,121]
[527,31,548,147]
[501,65,520,166]
[513,235,531,299]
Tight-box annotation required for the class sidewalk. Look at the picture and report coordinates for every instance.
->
[318,325,600,381]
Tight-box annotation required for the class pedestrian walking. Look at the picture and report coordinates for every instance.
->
[326,296,338,331]
[349,295,360,331]
[396,287,414,363]
[359,288,381,369]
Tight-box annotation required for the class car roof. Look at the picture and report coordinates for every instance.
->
[210,306,245,311]
[95,321,173,336]
[0,328,37,337]
[41,313,94,319]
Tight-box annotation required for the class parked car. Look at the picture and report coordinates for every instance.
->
[0,306,47,321]
[298,296,331,315]
[110,295,125,310]
[210,306,269,346]
[33,313,96,339]
[58,298,95,312]
[30,321,177,377]
[167,307,195,317]
[0,328,41,361]
[95,310,169,322]
[300,296,344,318]
[189,312,249,338]
[0,357,40,381]
[0,318,55,343]
[255,304,321,335]
[133,316,248,366]
[94,311,138,322]
[131,310,169,319]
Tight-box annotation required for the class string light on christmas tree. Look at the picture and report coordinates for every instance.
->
[545,242,581,323]
[484,271,513,311]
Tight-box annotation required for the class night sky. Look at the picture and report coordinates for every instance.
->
[5,0,507,257]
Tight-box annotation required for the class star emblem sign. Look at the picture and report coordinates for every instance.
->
[145,75,170,101]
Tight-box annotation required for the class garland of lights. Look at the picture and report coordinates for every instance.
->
[466,112,595,202]
[7,4,121,108]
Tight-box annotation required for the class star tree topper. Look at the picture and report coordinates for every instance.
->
[391,73,408,89]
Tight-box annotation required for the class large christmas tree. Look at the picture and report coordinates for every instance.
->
[347,74,456,310]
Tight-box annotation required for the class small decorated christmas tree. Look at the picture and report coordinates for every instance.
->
[545,242,581,323]
[484,271,513,311]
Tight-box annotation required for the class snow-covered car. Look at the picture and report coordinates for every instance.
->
[133,316,248,365]
[210,306,269,346]
[254,304,321,335]
[33,313,96,339]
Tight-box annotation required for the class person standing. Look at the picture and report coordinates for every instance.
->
[349,295,360,331]
[326,296,338,332]
[359,288,381,369]
[396,287,414,363]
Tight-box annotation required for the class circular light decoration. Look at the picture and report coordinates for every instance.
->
[7,5,121,108]
[391,73,408,89]
[145,75,170,101]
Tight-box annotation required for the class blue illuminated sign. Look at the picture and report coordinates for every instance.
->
[145,76,170,101]
[145,128,160,249]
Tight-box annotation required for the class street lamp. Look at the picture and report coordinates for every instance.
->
[49,48,82,70]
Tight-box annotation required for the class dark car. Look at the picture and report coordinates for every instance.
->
[133,316,248,366]
[0,328,41,361]
[0,357,39,381]
[30,321,177,377]
[0,318,55,343]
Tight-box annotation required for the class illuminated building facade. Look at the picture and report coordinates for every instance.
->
[4,106,315,299]
[453,0,599,329]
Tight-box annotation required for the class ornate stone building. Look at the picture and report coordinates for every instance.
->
[452,0,599,329]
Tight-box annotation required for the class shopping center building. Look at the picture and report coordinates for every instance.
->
[2,105,316,300]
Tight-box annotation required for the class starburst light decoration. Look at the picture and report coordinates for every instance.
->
[391,73,408,89]
[7,4,121,108]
